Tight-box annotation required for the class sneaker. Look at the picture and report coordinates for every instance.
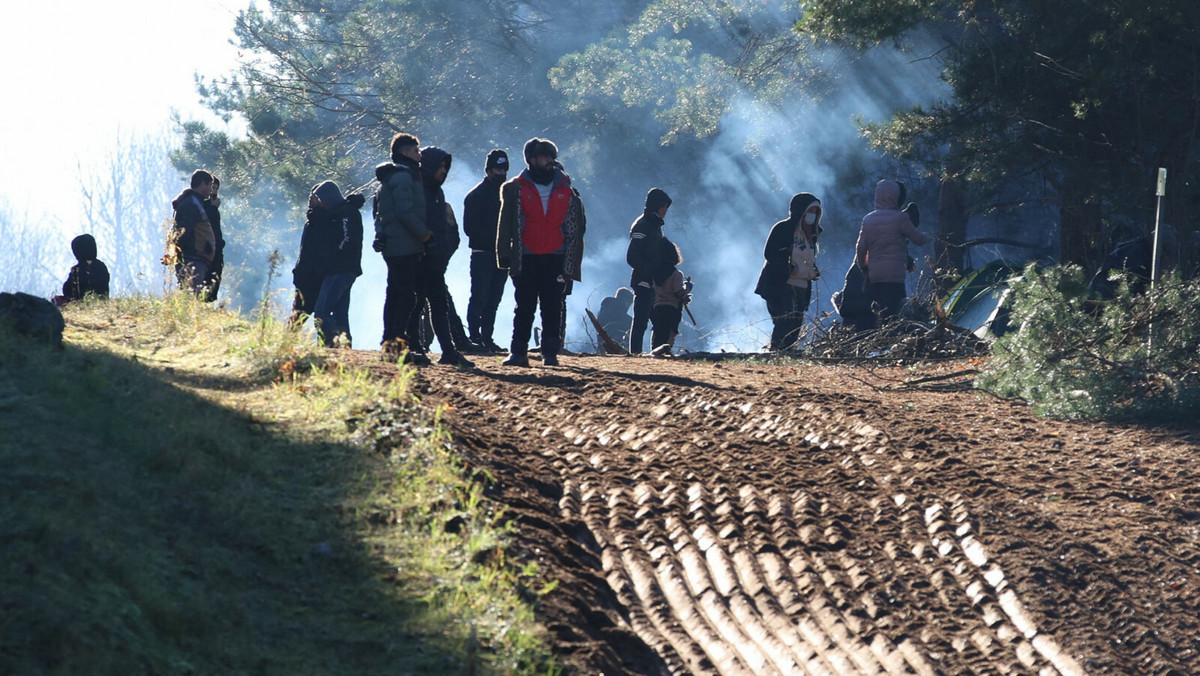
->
[502,352,530,368]
[543,353,559,366]
[439,352,475,368]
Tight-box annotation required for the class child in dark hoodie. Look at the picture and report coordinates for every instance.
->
[61,234,110,303]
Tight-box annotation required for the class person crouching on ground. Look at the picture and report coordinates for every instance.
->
[496,138,583,367]
[60,234,110,303]
[755,193,822,352]
[650,239,691,356]
[308,180,366,347]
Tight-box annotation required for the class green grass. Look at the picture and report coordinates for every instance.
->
[0,293,559,675]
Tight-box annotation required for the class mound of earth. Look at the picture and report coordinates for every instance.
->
[340,350,1200,675]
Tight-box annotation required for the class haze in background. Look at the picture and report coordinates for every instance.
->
[0,0,248,295]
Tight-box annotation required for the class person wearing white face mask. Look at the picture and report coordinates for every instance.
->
[754,193,822,352]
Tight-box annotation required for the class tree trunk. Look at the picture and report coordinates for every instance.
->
[935,172,967,292]
[1058,173,1104,269]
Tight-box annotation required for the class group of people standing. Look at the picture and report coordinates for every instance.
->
[158,135,929,363]
[756,179,930,351]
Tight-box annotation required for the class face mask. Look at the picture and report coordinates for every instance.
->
[803,211,818,225]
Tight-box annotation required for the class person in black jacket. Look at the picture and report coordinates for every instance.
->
[201,176,225,303]
[290,181,344,329]
[167,169,217,295]
[308,180,366,347]
[625,188,672,354]
[407,146,473,367]
[463,149,509,352]
[60,234,110,303]
[754,193,822,351]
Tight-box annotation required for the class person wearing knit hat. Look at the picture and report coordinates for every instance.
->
[463,149,511,352]
[624,187,673,354]
[496,137,583,367]
[754,192,823,352]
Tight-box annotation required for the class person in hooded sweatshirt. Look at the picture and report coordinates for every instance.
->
[290,181,343,329]
[854,179,930,326]
[61,234,110,302]
[167,169,218,295]
[626,187,673,354]
[496,138,584,367]
[463,149,510,352]
[405,145,473,367]
[373,132,431,364]
[306,180,366,347]
[754,193,822,352]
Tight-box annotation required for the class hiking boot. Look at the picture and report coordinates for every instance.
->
[402,351,431,366]
[457,340,487,355]
[543,353,559,366]
[502,352,530,368]
[438,352,474,368]
[482,339,506,354]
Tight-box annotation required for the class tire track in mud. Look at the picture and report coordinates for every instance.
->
[410,359,1194,674]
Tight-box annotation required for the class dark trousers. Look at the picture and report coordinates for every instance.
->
[765,284,812,351]
[467,250,507,343]
[629,284,654,354]
[408,262,458,356]
[313,272,355,346]
[177,257,211,297]
[382,254,420,346]
[510,254,564,358]
[868,282,906,326]
[290,273,322,328]
[650,304,682,350]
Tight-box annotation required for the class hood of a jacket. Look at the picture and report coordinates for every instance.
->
[171,188,203,211]
[788,192,820,221]
[71,234,97,261]
[419,146,452,185]
[311,180,346,209]
[375,158,418,184]
[874,180,903,210]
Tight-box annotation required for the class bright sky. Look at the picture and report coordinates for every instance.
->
[0,0,249,227]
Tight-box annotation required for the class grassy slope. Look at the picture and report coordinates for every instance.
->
[0,295,557,675]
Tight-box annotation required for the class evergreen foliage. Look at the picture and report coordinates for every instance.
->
[979,264,1200,421]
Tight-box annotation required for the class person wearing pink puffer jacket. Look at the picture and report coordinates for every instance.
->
[853,179,929,327]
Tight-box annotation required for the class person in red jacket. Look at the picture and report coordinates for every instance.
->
[495,138,584,367]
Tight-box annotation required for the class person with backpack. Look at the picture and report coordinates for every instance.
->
[755,193,822,352]
[373,132,431,364]
[626,187,672,354]
[167,169,218,296]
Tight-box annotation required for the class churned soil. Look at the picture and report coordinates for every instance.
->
[341,350,1200,675]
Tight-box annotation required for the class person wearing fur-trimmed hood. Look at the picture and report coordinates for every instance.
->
[755,192,822,351]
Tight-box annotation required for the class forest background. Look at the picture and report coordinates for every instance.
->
[3,0,1196,351]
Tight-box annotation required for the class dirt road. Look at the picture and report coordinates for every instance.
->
[352,351,1200,674]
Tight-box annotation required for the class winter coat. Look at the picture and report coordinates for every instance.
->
[294,204,344,286]
[419,147,460,268]
[755,193,821,298]
[169,188,217,263]
[496,168,575,278]
[854,180,929,285]
[626,210,665,287]
[328,194,366,277]
[373,158,428,257]
[204,198,224,262]
[62,234,110,301]
[463,174,505,252]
